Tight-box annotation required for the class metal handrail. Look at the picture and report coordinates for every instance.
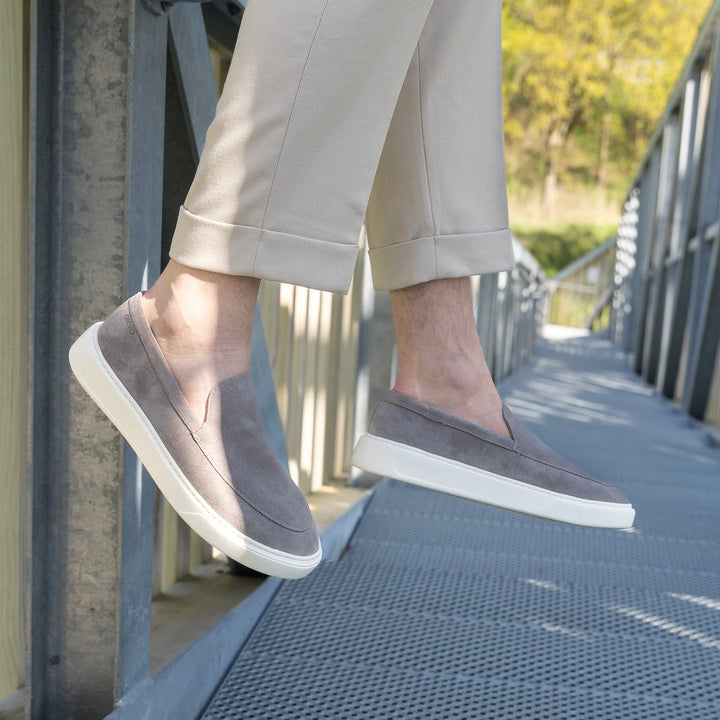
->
[544,238,617,332]
[610,0,720,425]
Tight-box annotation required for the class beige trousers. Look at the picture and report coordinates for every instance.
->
[169,0,514,293]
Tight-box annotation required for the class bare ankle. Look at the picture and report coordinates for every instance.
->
[140,261,259,420]
[390,277,510,438]
[143,260,258,349]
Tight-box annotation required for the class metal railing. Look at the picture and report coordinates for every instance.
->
[2,3,548,720]
[611,0,720,426]
[476,237,546,383]
[546,237,617,332]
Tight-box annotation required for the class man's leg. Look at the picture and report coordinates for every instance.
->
[365,0,513,436]
[354,0,635,529]
[144,0,438,421]
[390,277,509,438]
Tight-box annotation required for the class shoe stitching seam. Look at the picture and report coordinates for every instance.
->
[382,394,513,449]
[193,432,312,533]
[382,397,604,485]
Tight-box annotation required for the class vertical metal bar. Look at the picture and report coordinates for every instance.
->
[631,149,662,374]
[168,3,218,161]
[682,29,720,417]
[350,248,394,487]
[656,70,703,397]
[613,189,641,351]
[476,274,499,378]
[118,0,168,698]
[683,230,720,418]
[641,116,680,384]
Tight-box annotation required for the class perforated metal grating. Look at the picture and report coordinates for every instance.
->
[201,478,720,719]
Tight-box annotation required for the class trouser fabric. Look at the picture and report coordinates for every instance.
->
[169,0,514,292]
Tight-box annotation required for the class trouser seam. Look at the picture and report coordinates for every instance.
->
[254,0,333,273]
[415,42,438,277]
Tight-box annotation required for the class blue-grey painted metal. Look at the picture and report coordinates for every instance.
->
[641,117,680,385]
[168,4,218,161]
[631,148,662,375]
[201,335,720,719]
[612,0,720,421]
[350,250,396,488]
[476,237,545,384]
[141,0,208,18]
[655,69,703,398]
[118,3,169,699]
[681,24,720,418]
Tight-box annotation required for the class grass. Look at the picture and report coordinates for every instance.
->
[511,222,617,277]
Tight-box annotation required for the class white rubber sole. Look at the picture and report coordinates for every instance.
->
[69,323,321,579]
[351,433,635,529]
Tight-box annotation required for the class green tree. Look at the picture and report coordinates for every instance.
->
[502,0,714,210]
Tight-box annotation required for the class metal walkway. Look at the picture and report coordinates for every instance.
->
[201,335,720,720]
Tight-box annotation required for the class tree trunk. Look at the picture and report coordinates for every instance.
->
[542,126,565,215]
[597,107,611,185]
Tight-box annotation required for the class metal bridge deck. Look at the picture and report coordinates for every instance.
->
[201,335,720,719]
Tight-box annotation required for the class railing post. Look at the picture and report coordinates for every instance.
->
[28,1,166,717]
[631,148,662,373]
[681,27,720,419]
[640,116,681,385]
[476,273,499,378]
[655,67,704,398]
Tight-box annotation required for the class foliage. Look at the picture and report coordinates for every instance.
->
[512,222,618,277]
[502,0,714,211]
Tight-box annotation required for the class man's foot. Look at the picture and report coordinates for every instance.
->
[363,276,634,528]
[69,292,321,578]
[351,390,635,528]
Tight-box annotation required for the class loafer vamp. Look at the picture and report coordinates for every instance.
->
[197,375,316,536]
[369,391,517,475]
[502,407,630,504]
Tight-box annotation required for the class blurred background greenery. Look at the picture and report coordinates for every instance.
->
[502,0,714,275]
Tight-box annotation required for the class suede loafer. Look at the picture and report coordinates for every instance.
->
[69,293,321,578]
[352,390,635,528]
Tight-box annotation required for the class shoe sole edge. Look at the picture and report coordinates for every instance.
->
[351,433,635,529]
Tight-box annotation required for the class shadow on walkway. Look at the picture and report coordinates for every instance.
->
[201,335,720,720]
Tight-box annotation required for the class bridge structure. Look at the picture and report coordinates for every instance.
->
[1,0,719,718]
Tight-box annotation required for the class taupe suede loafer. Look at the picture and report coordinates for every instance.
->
[352,390,635,528]
[69,293,321,578]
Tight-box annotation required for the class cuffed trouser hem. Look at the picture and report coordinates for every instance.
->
[169,206,359,293]
[369,228,515,291]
